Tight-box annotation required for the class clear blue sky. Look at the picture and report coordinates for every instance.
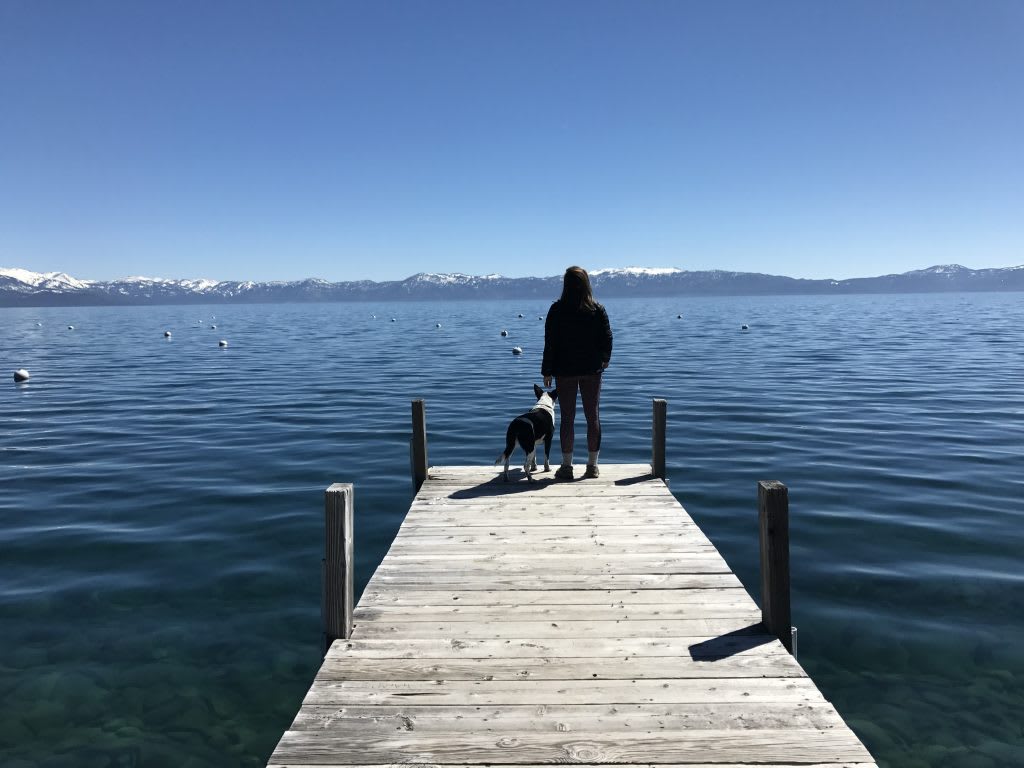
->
[1,0,1021,282]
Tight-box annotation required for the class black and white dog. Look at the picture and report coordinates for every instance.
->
[494,384,558,482]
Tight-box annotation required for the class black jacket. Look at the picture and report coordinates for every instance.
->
[541,300,613,377]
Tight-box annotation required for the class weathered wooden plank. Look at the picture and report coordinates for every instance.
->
[389,536,716,547]
[289,701,846,731]
[357,587,754,606]
[370,561,736,577]
[379,553,729,569]
[352,616,765,639]
[403,510,689,523]
[301,676,830,706]
[365,572,746,590]
[392,524,703,538]
[388,528,714,543]
[325,634,786,660]
[374,551,731,565]
[405,499,689,512]
[395,518,692,528]
[353,602,759,623]
[410,497,686,509]
[270,764,877,768]
[385,543,721,557]
[270,764,878,768]
[272,728,872,764]
[316,652,804,681]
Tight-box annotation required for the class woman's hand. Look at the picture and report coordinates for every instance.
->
[543,375,552,388]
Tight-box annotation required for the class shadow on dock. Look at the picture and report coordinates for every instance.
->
[688,624,773,659]
[434,469,658,499]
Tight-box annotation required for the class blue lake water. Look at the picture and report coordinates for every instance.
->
[1,293,1023,767]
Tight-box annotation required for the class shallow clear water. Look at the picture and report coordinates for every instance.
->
[1,294,1022,767]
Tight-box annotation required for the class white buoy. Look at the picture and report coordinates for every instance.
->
[164,330,172,337]
[436,323,441,328]
[68,325,74,330]
[512,346,523,355]
[391,318,396,322]
[210,324,217,329]
[36,322,42,327]
[677,314,683,319]
[741,324,749,330]
[538,316,543,320]
[14,369,30,383]
[500,329,508,337]
[219,340,228,347]
[518,313,524,318]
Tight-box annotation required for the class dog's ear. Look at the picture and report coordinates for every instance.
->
[549,388,558,401]
[533,383,543,399]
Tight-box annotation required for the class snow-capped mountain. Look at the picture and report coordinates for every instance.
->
[1,264,1023,306]
[591,267,684,276]
[0,268,94,292]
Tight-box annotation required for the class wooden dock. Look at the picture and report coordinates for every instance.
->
[268,449,876,765]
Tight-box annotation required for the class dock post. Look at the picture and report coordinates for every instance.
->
[651,398,667,480]
[410,399,428,492]
[758,480,793,653]
[322,483,354,658]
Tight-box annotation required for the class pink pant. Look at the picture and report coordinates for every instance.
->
[556,373,602,455]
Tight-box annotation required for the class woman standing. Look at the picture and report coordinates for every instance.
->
[541,266,613,479]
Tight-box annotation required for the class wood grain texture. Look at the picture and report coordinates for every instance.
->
[759,480,792,653]
[267,464,876,768]
[315,653,805,681]
[652,398,667,480]
[289,701,846,731]
[270,764,877,768]
[356,586,754,606]
[321,484,353,650]
[270,764,876,768]
[324,634,789,660]
[271,728,872,764]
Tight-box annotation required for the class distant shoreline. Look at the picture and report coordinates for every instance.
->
[3,264,1023,307]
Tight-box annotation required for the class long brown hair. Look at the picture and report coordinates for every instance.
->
[559,266,598,311]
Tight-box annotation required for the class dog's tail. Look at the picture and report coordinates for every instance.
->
[496,424,517,466]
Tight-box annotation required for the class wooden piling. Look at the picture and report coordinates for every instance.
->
[322,483,354,657]
[410,399,428,492]
[651,398,667,480]
[758,479,792,653]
